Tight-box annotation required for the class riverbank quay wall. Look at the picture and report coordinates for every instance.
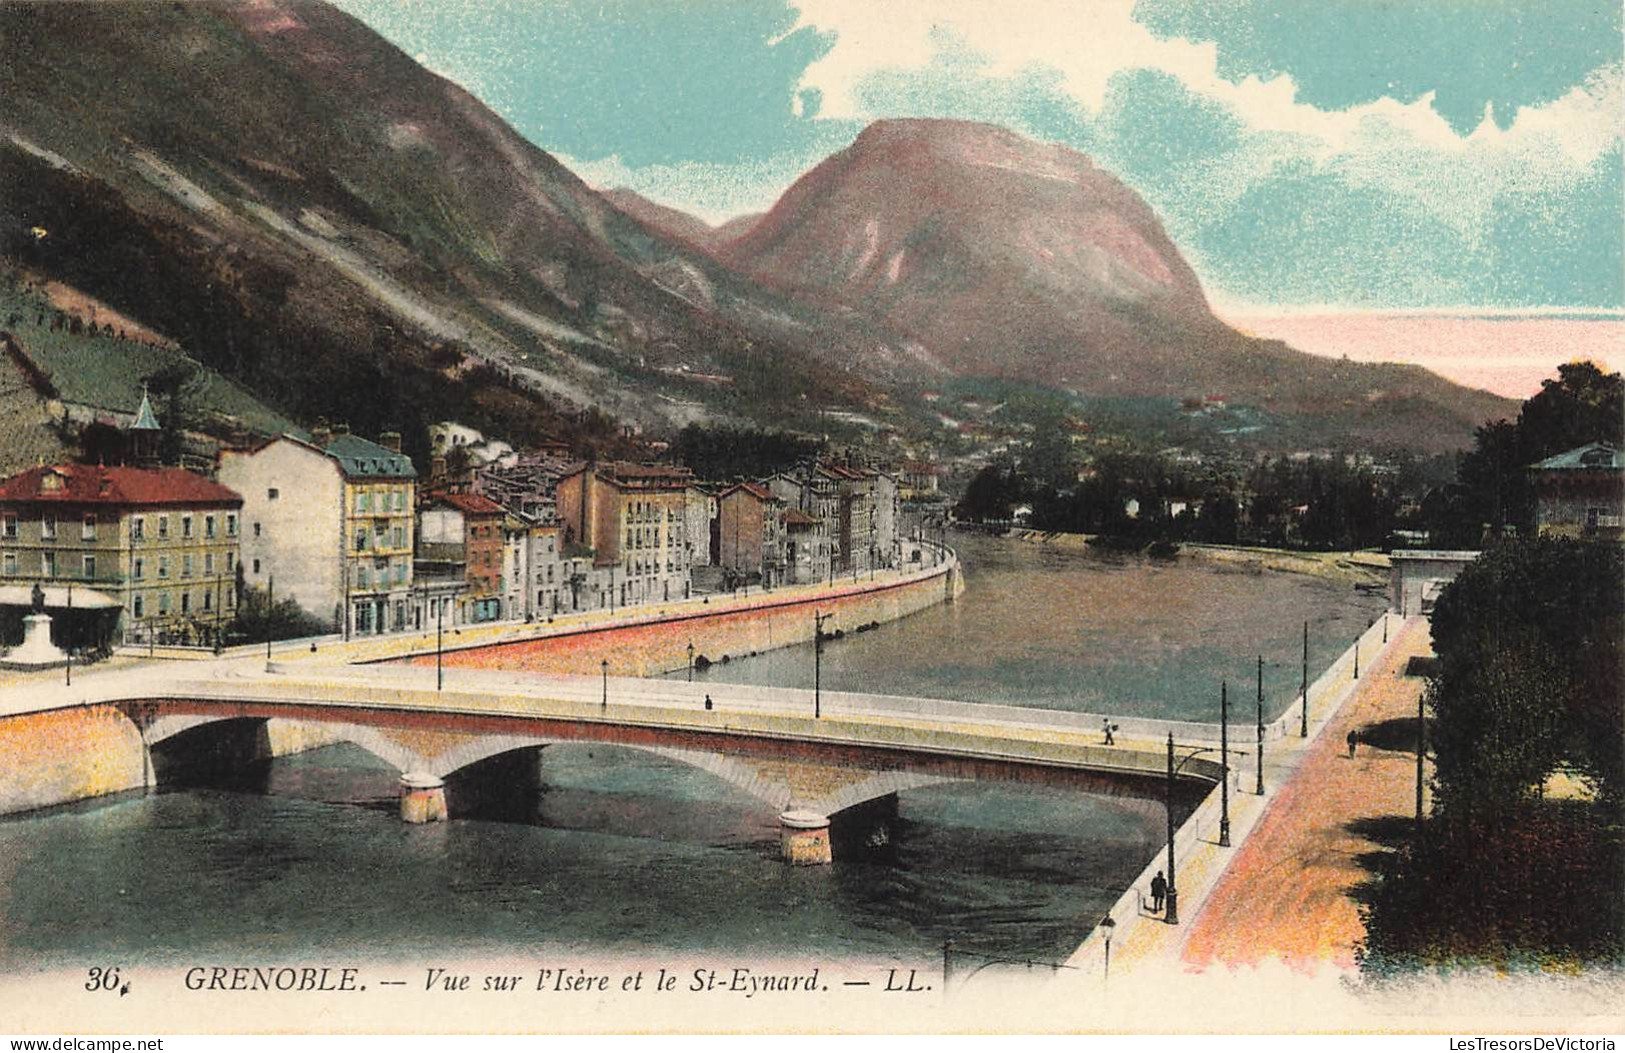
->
[392,545,964,678]
[0,658,1216,819]
[1064,611,1406,977]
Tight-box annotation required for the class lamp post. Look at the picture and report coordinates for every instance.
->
[1165,733,1179,924]
[601,658,608,713]
[1219,680,1230,847]
[435,596,444,691]
[1100,914,1116,983]
[1415,686,1426,831]
[1256,654,1265,796]
[265,574,274,670]
[64,581,72,687]
[1353,635,1360,680]
[1164,735,1225,926]
[1300,620,1309,738]
[687,641,695,683]
[814,611,832,719]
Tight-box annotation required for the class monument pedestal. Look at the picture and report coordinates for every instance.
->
[779,809,833,865]
[0,613,69,671]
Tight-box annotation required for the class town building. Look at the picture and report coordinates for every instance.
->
[556,461,695,608]
[219,427,416,636]
[718,482,787,588]
[766,469,836,583]
[1530,442,1624,541]
[0,464,242,650]
[419,492,506,624]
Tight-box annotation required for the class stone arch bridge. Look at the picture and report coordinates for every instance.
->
[2,662,1223,865]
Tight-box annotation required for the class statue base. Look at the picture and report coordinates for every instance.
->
[0,613,70,670]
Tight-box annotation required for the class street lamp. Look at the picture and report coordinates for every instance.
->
[1163,734,1227,925]
[813,611,832,719]
[1300,620,1309,738]
[687,641,695,683]
[64,581,72,687]
[1219,680,1230,847]
[1256,654,1265,796]
[435,595,444,691]
[601,658,608,713]
[1165,733,1179,924]
[265,574,275,671]
[1100,914,1116,983]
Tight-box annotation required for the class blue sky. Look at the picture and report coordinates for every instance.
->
[333,0,1622,311]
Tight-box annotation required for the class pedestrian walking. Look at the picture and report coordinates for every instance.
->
[704,694,713,711]
[1346,728,1358,757]
[1150,870,1167,913]
[1102,718,1116,746]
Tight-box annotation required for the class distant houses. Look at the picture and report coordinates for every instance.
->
[1531,442,1623,542]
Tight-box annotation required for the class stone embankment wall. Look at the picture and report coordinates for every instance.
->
[414,556,964,678]
[0,704,146,815]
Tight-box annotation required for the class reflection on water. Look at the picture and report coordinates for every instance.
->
[0,743,1166,970]
[683,533,1389,721]
[0,534,1379,969]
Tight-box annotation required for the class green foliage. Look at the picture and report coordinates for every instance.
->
[1359,535,1625,973]
[669,424,820,481]
[955,461,1024,522]
[1429,536,1624,811]
[1432,362,1623,545]
[228,584,330,644]
[1358,802,1623,972]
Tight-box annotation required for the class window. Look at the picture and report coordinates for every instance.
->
[158,556,170,579]
[1,552,14,575]
[1,515,16,539]
[395,563,406,584]
[159,592,171,614]
[182,516,194,539]
[181,592,190,615]
[42,552,55,578]
[267,488,279,500]
[253,522,262,538]
[226,514,238,537]
[158,516,169,539]
[252,558,261,575]
[131,517,144,541]
[356,492,370,513]
[393,527,404,548]
[205,515,216,538]
[82,555,95,580]
[41,516,55,540]
[395,491,406,511]
[182,555,193,578]
[225,553,234,572]
[133,595,144,618]
[203,591,212,612]
[82,513,97,540]
[133,557,144,581]
[204,553,215,575]
[358,565,371,588]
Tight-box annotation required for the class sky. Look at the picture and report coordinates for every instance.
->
[332,0,1623,314]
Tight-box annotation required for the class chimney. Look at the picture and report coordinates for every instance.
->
[380,431,402,453]
[333,422,351,437]
[311,423,333,449]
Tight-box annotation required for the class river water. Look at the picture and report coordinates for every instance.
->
[0,534,1386,974]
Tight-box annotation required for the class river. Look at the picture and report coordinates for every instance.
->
[0,534,1386,973]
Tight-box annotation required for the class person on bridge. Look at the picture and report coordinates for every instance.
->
[1150,870,1167,914]
[704,694,713,711]
[1102,719,1116,746]
[1346,729,1359,758]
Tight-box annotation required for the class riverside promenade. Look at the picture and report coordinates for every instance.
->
[1066,612,1417,978]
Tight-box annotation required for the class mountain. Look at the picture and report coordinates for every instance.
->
[601,189,762,255]
[723,118,1514,451]
[0,0,911,475]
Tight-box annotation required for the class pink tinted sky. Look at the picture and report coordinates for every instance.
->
[1219,311,1625,400]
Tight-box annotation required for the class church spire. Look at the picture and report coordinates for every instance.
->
[131,385,160,432]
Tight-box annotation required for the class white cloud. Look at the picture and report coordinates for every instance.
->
[788,0,1621,215]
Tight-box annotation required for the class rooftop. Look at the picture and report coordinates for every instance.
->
[1530,442,1622,472]
[0,464,243,507]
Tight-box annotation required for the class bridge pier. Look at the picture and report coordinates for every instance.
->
[779,809,832,865]
[399,772,448,824]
